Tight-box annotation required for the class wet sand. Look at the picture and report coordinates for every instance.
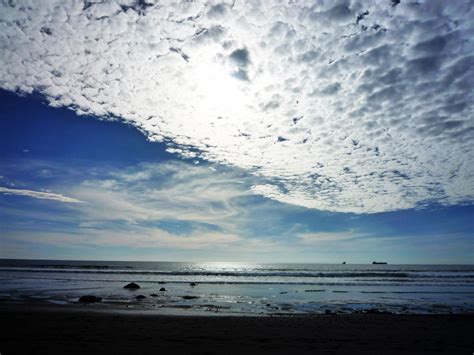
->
[1,304,473,354]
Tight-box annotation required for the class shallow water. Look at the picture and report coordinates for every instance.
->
[1,260,473,315]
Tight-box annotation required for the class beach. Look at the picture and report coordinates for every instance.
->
[1,260,473,315]
[2,260,473,353]
[1,304,473,354]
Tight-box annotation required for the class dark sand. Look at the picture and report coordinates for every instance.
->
[1,305,473,354]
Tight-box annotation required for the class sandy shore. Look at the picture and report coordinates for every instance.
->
[1,304,473,354]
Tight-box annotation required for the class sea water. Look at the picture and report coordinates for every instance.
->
[0,259,473,315]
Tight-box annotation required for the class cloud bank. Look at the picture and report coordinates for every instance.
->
[70,161,254,228]
[1,0,473,213]
[1,160,287,254]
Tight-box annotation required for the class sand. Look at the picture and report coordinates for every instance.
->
[1,304,473,354]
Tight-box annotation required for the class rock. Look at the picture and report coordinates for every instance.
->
[123,282,140,289]
[182,295,199,300]
[325,309,332,314]
[160,287,166,292]
[158,281,166,284]
[150,294,159,297]
[79,295,102,303]
[189,282,197,287]
[365,308,392,314]
[135,295,146,300]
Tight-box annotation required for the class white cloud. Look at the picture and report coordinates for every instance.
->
[68,161,254,227]
[6,228,242,250]
[0,186,83,203]
[1,0,473,213]
[0,160,259,231]
[298,231,364,244]
[0,161,278,252]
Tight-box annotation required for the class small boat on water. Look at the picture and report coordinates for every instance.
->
[372,261,387,265]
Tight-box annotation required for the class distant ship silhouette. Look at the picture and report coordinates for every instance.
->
[372,261,387,265]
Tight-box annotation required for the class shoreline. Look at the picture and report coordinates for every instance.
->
[3,261,474,317]
[3,294,473,316]
[2,304,474,354]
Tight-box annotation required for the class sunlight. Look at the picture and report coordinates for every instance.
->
[192,59,248,120]
[196,261,257,272]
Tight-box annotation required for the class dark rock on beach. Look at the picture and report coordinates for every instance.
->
[365,308,392,314]
[182,295,199,300]
[135,295,146,300]
[78,295,102,303]
[160,288,166,292]
[190,282,197,287]
[150,294,159,297]
[124,282,140,289]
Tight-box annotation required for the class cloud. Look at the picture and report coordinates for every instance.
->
[229,47,251,80]
[0,160,259,234]
[6,228,242,250]
[68,161,255,228]
[0,160,285,253]
[0,0,473,213]
[0,186,83,203]
[296,229,474,263]
[298,231,364,244]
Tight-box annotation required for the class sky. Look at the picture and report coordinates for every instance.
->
[0,0,473,263]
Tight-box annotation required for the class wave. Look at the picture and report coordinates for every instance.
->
[362,291,474,294]
[1,268,474,280]
[1,262,473,273]
[1,274,473,288]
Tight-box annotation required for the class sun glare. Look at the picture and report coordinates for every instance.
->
[192,60,248,120]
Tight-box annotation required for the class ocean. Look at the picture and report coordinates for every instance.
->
[1,259,473,315]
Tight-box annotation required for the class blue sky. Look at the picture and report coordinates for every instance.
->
[0,1,473,263]
[1,89,473,263]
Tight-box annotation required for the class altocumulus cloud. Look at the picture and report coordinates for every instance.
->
[0,0,473,213]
